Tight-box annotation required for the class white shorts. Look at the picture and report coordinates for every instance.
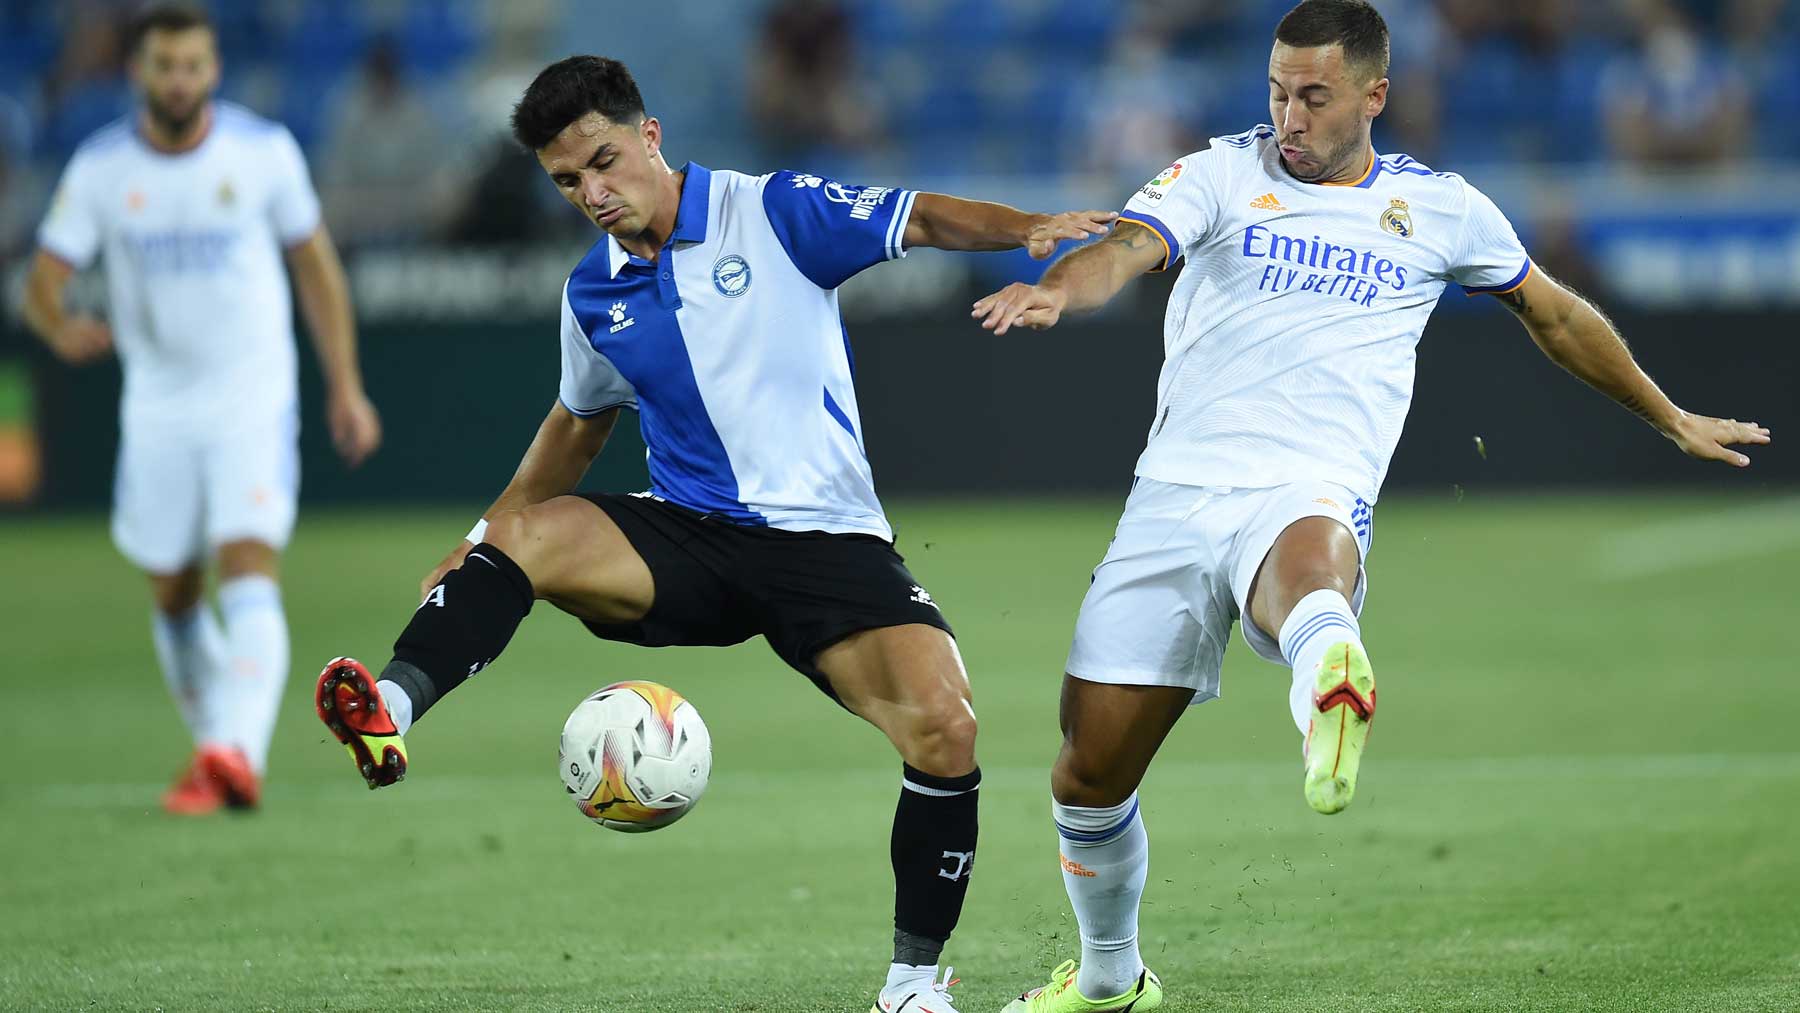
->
[1065,478,1373,704]
[111,413,300,574]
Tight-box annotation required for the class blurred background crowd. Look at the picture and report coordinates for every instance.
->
[0,0,1794,255]
[0,0,1794,508]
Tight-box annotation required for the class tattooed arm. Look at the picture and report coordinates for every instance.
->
[1496,268,1770,467]
[971,220,1169,335]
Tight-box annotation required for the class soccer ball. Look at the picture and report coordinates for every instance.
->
[559,680,712,833]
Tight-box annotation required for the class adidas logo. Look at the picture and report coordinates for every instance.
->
[1249,192,1287,211]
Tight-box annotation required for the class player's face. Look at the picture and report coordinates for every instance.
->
[537,112,666,237]
[1268,42,1387,183]
[133,28,219,136]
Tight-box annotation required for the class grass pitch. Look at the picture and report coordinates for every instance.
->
[2,494,1797,1011]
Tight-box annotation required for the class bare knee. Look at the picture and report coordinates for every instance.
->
[216,539,279,581]
[894,696,978,778]
[481,505,562,584]
[1051,743,1140,809]
[1275,566,1352,612]
[149,567,206,615]
[483,500,587,577]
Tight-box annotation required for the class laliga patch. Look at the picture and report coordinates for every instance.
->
[1137,160,1184,204]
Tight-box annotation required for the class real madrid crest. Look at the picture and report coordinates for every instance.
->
[1380,198,1413,239]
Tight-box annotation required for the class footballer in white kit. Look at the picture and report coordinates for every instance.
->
[974,2,1771,1010]
[22,5,380,815]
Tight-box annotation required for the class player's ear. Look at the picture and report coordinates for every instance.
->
[639,116,661,159]
[1367,77,1389,118]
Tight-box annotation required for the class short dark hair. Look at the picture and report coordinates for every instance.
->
[1275,0,1390,81]
[510,56,647,151]
[129,2,213,54]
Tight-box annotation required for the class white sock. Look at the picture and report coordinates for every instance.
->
[377,679,415,735]
[1054,794,1148,999]
[883,961,937,991]
[217,575,290,774]
[1278,588,1363,736]
[150,604,227,745]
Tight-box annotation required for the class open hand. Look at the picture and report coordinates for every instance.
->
[1665,412,1770,467]
[972,282,1067,336]
[1025,210,1118,260]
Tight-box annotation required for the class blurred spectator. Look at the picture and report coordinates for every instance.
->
[1378,0,1449,161]
[748,0,879,167]
[319,37,460,246]
[1077,25,1206,190]
[1527,204,1612,304]
[1603,1,1749,166]
[40,2,131,155]
[444,68,573,245]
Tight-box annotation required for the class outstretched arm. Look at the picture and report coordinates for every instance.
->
[1496,268,1770,467]
[903,192,1116,259]
[970,219,1168,335]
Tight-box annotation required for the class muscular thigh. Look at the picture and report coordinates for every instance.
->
[490,495,655,625]
[815,623,976,776]
[816,624,973,727]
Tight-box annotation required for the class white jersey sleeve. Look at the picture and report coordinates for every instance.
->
[1119,146,1227,273]
[1449,179,1531,296]
[266,126,322,245]
[37,154,101,268]
[557,281,638,417]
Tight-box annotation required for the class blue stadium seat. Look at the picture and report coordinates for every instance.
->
[41,81,130,157]
[398,0,478,78]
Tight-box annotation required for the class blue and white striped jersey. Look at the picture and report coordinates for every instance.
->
[558,163,917,540]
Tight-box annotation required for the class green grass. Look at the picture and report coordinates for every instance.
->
[2,494,1798,1011]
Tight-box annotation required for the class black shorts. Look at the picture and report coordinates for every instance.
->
[580,493,953,697]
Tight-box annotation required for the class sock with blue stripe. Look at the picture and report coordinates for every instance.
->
[1053,793,1148,999]
[1278,588,1363,736]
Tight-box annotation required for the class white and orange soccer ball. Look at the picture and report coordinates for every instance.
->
[559,681,712,833]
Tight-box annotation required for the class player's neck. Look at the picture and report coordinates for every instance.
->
[138,104,213,155]
[1288,139,1375,187]
[1323,143,1374,185]
[615,162,684,262]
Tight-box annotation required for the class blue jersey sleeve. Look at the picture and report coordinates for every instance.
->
[760,171,917,290]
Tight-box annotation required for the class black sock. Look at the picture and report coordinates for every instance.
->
[890,764,980,966]
[380,542,533,724]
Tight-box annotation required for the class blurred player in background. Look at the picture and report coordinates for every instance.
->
[21,4,381,815]
[973,1,1772,1009]
[312,55,1112,1013]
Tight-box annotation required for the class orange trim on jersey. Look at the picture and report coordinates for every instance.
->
[1116,215,1171,273]
[1465,262,1535,298]
[1319,148,1376,188]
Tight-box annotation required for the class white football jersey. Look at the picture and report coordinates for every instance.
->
[37,103,321,433]
[1118,125,1531,502]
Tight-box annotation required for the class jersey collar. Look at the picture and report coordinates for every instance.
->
[1315,146,1377,189]
[604,162,713,278]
